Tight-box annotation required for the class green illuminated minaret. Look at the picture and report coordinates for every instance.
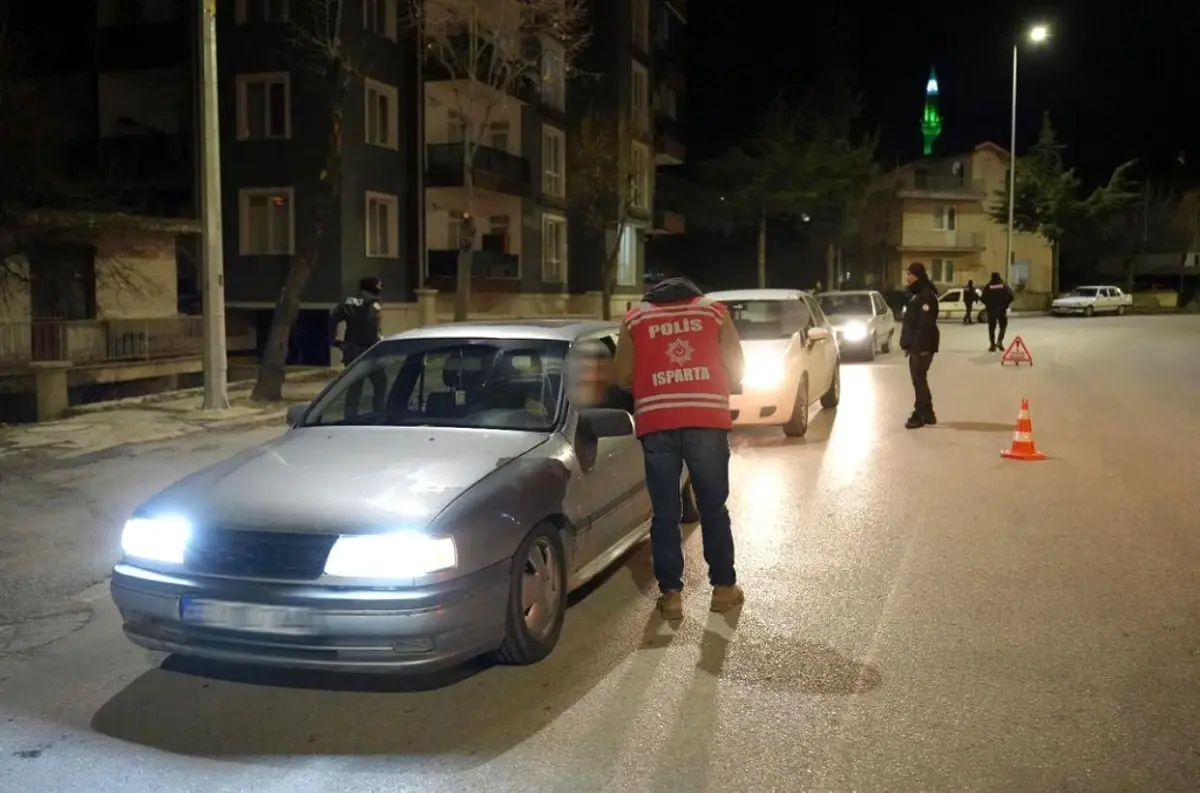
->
[921,67,942,156]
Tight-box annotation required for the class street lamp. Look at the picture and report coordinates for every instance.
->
[1005,24,1050,285]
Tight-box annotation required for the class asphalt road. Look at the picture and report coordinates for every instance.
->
[2,316,1199,792]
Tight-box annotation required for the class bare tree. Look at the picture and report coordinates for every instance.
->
[251,0,357,402]
[568,111,638,319]
[408,0,589,320]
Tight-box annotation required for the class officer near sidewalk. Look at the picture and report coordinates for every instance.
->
[980,271,1015,352]
[962,279,978,324]
[614,277,745,620]
[329,276,387,416]
[899,262,940,429]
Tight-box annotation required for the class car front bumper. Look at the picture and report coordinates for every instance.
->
[730,387,794,426]
[110,559,510,673]
[1051,304,1091,314]
[834,329,872,349]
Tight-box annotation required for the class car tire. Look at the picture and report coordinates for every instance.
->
[864,335,876,361]
[820,363,840,409]
[783,375,810,438]
[1117,305,1126,316]
[681,478,700,524]
[978,308,989,323]
[490,522,567,666]
[1085,306,1094,317]
[881,331,892,354]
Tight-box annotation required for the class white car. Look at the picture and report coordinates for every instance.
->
[1051,285,1132,316]
[936,287,1008,323]
[815,290,896,361]
[706,289,841,438]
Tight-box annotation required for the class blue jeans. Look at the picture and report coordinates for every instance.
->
[641,428,736,592]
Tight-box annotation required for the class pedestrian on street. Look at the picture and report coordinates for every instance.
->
[329,277,387,417]
[899,262,940,430]
[614,277,745,620]
[980,272,1015,352]
[963,279,978,324]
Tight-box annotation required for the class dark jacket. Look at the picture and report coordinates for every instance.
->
[329,291,383,353]
[899,279,940,354]
[963,285,978,305]
[980,277,1014,315]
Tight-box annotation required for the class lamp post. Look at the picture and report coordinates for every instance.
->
[1005,24,1049,284]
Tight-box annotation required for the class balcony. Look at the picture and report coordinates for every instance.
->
[898,230,986,251]
[0,317,203,369]
[654,116,685,165]
[426,249,521,281]
[426,143,532,198]
[895,173,987,200]
[101,133,193,187]
[95,21,188,71]
[652,208,686,236]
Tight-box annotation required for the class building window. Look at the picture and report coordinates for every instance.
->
[363,0,397,40]
[617,224,639,286]
[239,188,294,255]
[236,73,291,140]
[631,0,650,52]
[630,62,649,132]
[364,78,399,149]
[934,206,956,230]
[540,39,566,111]
[630,142,651,210]
[235,0,289,24]
[1011,258,1030,287]
[657,85,678,120]
[366,192,399,258]
[489,121,510,152]
[542,125,565,198]
[931,258,954,283]
[542,214,567,283]
[447,110,469,143]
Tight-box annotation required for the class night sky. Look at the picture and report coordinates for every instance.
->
[688,0,1200,187]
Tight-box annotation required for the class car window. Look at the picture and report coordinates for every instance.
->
[723,299,809,339]
[816,293,873,316]
[1072,287,1099,297]
[805,296,829,327]
[940,290,962,302]
[303,338,569,431]
[872,294,887,315]
[565,335,626,411]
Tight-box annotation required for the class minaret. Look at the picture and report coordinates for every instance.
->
[921,67,942,156]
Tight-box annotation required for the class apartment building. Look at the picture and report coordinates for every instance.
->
[566,0,687,308]
[859,143,1053,293]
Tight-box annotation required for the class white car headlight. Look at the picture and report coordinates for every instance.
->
[121,516,191,565]
[742,356,783,389]
[841,323,868,341]
[323,532,457,578]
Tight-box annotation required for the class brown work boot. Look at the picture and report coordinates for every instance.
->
[656,590,683,620]
[710,585,745,613]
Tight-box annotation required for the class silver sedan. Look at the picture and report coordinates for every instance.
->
[110,320,698,673]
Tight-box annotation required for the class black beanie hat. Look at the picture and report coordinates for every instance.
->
[907,262,928,281]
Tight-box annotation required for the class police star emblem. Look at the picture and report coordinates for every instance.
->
[665,337,694,366]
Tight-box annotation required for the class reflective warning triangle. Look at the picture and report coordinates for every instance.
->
[1001,336,1033,366]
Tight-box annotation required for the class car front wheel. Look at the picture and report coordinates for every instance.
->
[978,308,989,323]
[1085,306,1095,317]
[491,523,567,666]
[820,363,840,409]
[783,375,810,438]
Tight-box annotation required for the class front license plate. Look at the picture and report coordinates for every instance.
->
[180,598,316,635]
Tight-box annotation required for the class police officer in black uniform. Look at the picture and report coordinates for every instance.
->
[330,277,386,417]
[980,271,1015,352]
[899,262,940,429]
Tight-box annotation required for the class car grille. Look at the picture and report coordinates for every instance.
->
[184,528,337,580]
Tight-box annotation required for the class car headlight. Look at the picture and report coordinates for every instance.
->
[121,516,191,565]
[742,356,783,389]
[323,532,457,578]
[841,323,868,342]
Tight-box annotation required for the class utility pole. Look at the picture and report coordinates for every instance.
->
[199,0,229,409]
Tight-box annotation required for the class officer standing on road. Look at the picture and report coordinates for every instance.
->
[980,272,1015,352]
[614,277,745,620]
[963,279,978,324]
[900,262,940,430]
[330,276,384,366]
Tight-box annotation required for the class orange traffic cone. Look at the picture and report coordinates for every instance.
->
[1001,398,1046,461]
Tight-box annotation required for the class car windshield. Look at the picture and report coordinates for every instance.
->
[1072,288,1099,297]
[300,337,568,431]
[721,300,809,340]
[817,294,873,316]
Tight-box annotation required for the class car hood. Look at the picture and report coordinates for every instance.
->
[139,427,550,534]
[740,338,793,359]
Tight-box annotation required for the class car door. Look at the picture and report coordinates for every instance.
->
[801,295,836,392]
[869,292,890,339]
[938,289,962,319]
[569,332,650,564]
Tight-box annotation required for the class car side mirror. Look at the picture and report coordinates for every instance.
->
[806,327,830,342]
[286,403,309,428]
[579,408,634,438]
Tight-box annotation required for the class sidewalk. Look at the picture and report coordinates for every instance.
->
[0,370,335,467]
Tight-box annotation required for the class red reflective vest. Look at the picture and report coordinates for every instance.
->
[625,297,732,437]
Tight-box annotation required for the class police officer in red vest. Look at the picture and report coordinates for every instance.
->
[614,277,745,620]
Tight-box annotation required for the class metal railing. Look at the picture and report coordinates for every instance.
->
[426,250,521,280]
[895,174,988,195]
[426,143,531,185]
[0,317,204,368]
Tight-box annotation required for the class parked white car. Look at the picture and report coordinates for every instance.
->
[936,287,1008,322]
[815,290,896,361]
[706,289,840,438]
[1051,286,1133,316]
